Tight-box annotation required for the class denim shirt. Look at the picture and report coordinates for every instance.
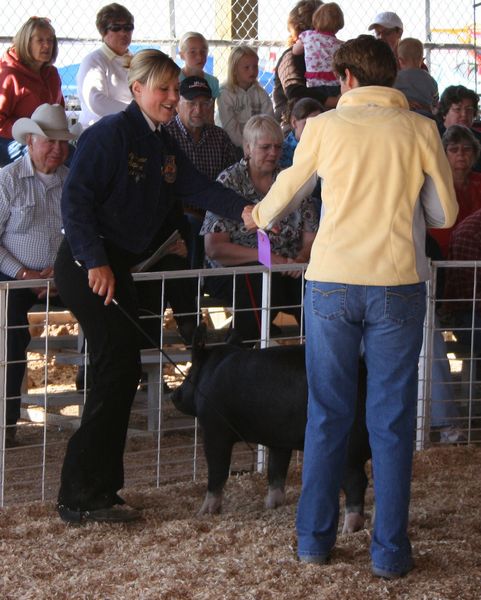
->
[62,101,248,268]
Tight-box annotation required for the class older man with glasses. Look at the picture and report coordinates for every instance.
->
[166,76,237,267]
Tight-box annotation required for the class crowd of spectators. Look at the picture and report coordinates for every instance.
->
[0,0,480,563]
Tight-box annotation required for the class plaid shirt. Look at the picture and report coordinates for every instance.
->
[0,154,67,278]
[166,115,237,181]
[166,116,237,216]
[444,208,481,312]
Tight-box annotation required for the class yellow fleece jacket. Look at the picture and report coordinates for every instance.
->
[253,86,458,285]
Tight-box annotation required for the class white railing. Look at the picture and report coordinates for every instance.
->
[1,261,480,507]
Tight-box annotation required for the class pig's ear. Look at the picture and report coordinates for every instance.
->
[225,328,243,347]
[192,322,207,351]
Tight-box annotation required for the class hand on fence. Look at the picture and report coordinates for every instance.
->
[284,257,303,279]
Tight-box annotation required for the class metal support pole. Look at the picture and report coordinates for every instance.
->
[425,0,432,71]
[0,285,7,507]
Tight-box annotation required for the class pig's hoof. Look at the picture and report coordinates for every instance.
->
[342,511,365,534]
[198,492,222,515]
[265,488,286,509]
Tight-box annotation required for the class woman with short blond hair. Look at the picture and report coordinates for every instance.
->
[54,49,251,524]
[216,45,274,152]
[202,113,317,343]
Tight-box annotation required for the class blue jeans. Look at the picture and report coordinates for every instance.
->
[297,281,426,573]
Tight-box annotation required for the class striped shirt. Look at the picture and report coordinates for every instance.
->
[0,153,68,278]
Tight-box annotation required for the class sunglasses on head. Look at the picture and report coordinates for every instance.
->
[106,23,134,32]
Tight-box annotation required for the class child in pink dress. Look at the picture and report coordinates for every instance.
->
[292,2,344,98]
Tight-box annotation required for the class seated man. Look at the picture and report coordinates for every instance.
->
[166,76,237,268]
[0,104,76,446]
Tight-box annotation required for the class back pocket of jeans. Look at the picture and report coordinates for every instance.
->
[385,284,425,324]
[311,282,346,320]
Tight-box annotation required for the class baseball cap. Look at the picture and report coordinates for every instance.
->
[179,76,212,100]
[368,12,404,31]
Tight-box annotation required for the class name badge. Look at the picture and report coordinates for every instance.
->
[257,229,271,268]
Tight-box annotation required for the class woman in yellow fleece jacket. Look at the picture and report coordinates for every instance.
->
[249,36,458,579]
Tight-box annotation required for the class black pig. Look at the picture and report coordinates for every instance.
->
[172,324,371,533]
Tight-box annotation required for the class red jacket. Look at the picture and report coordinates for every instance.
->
[0,48,64,139]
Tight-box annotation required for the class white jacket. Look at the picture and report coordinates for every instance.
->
[77,44,132,129]
[215,83,274,148]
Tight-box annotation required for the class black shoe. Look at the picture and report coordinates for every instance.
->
[57,502,141,524]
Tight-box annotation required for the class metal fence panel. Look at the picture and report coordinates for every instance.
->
[0,265,305,507]
[2,262,480,507]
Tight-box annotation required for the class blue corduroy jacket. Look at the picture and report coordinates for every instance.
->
[62,101,248,268]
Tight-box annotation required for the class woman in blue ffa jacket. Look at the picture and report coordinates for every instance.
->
[54,49,250,524]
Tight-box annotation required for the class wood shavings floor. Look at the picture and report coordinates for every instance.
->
[1,446,480,599]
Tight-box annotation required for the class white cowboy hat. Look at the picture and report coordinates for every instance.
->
[13,103,77,144]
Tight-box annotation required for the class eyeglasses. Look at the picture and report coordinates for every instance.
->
[446,144,475,154]
[255,143,283,152]
[374,27,399,38]
[106,23,134,32]
[183,99,212,109]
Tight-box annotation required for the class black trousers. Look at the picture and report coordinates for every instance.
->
[55,239,142,510]
[204,268,303,344]
[0,272,63,426]
[54,239,198,509]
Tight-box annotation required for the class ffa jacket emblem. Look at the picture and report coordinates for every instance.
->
[128,152,147,182]
[163,155,177,183]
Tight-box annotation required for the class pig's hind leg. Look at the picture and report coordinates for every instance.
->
[341,463,368,533]
[265,447,293,509]
[342,358,370,534]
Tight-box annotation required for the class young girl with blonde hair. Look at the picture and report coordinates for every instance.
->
[216,45,274,151]
[179,31,220,99]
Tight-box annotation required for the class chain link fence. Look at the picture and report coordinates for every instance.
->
[0,1,479,108]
